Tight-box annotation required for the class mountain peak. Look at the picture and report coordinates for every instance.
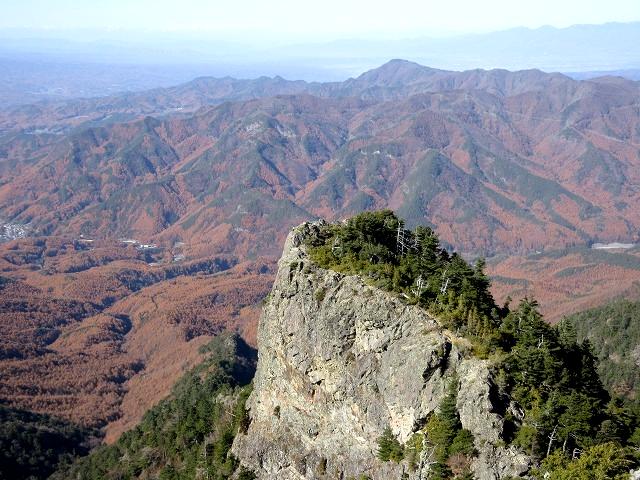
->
[356,58,445,84]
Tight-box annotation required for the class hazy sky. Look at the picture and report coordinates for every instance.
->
[2,0,640,42]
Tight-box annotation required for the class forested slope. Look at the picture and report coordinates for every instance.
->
[52,333,256,480]
[0,405,96,480]
[565,298,640,403]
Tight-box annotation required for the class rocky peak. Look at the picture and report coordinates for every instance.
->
[232,221,530,479]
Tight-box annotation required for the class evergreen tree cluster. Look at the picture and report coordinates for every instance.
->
[496,299,640,464]
[306,210,503,340]
[424,380,475,479]
[564,298,640,403]
[498,299,615,455]
[376,427,404,462]
[534,442,636,480]
[51,333,257,480]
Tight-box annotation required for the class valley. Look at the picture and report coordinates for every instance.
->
[0,236,271,439]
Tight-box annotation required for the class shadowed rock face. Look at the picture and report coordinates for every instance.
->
[232,222,530,479]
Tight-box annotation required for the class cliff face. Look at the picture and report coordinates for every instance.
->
[233,222,530,479]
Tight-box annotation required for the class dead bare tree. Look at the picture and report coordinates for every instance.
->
[331,237,342,256]
[412,275,428,297]
[440,277,450,295]
[546,425,558,457]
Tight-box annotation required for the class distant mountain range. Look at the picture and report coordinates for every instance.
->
[568,69,640,81]
[2,60,639,258]
[0,21,639,105]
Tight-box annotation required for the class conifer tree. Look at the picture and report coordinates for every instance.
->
[377,427,404,462]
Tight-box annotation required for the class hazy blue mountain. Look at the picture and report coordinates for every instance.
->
[567,69,640,81]
[0,22,638,106]
[269,22,640,72]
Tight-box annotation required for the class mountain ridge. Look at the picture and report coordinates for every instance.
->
[2,21,638,107]
[2,61,639,258]
[0,59,596,136]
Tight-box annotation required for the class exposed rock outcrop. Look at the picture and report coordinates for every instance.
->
[233,222,531,479]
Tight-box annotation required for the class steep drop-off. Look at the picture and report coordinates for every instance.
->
[232,222,530,479]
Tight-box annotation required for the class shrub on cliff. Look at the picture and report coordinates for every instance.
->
[425,380,475,478]
[377,427,404,462]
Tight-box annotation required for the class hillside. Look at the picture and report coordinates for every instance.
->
[2,61,640,258]
[565,298,640,402]
[0,405,97,480]
[0,237,271,438]
[51,333,256,480]
[488,245,640,322]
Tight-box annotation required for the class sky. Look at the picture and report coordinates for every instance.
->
[2,0,640,43]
